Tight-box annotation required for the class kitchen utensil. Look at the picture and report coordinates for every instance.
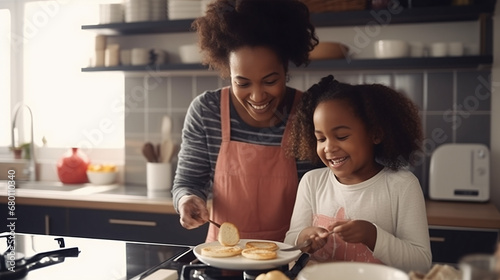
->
[160,115,177,163]
[280,239,312,252]
[162,142,179,163]
[309,42,349,60]
[156,143,161,161]
[208,219,221,228]
[0,246,80,280]
[142,142,158,162]
[429,143,489,202]
[297,262,409,280]
[161,115,172,139]
[193,239,301,270]
[374,40,409,59]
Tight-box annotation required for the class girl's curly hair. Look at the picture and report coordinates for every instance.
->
[192,0,319,78]
[288,75,424,170]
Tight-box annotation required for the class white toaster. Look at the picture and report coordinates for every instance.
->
[429,143,490,202]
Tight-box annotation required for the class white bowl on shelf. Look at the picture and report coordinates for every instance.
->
[179,44,202,63]
[374,40,409,59]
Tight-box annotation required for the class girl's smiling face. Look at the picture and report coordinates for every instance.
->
[313,99,382,184]
[229,46,287,128]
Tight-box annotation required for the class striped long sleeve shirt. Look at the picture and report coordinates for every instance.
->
[172,87,321,211]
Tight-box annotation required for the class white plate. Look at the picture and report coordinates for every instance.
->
[193,239,302,270]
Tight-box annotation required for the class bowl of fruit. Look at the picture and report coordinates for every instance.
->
[87,164,118,185]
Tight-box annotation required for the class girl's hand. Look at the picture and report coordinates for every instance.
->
[297,226,332,254]
[178,195,209,229]
[330,220,377,251]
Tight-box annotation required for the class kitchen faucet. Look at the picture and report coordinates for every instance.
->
[11,102,36,181]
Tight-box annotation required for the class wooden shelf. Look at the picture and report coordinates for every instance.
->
[304,55,493,70]
[81,63,208,72]
[81,55,492,72]
[81,18,193,35]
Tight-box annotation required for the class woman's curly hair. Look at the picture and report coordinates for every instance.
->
[192,0,319,78]
[288,75,424,170]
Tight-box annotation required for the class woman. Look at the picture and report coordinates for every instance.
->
[172,0,320,242]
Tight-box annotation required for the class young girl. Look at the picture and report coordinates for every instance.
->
[285,75,432,273]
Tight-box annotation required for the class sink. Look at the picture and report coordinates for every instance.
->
[0,181,155,199]
[0,181,84,192]
[0,160,31,181]
[0,181,120,195]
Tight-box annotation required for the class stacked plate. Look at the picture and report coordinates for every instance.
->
[151,0,167,21]
[99,3,123,24]
[168,0,203,20]
[125,0,150,22]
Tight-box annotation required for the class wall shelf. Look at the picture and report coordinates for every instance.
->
[81,55,492,72]
[81,3,495,72]
[81,5,493,35]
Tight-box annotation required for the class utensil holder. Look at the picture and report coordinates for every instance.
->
[146,162,172,194]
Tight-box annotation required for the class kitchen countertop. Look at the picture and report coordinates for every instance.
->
[1,181,500,229]
[0,181,176,214]
[426,199,500,229]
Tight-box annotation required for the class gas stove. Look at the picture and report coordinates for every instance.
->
[0,233,309,280]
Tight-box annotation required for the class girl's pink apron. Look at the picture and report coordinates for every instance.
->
[206,86,300,242]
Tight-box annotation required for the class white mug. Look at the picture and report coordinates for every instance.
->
[120,49,131,66]
[430,42,448,57]
[94,50,105,67]
[105,44,120,67]
[131,48,149,65]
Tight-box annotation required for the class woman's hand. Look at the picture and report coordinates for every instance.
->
[297,226,332,254]
[330,220,377,251]
[178,195,209,229]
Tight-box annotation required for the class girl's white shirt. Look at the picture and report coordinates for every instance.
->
[285,167,432,273]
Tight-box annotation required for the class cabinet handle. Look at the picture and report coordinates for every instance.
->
[430,236,446,242]
[44,215,50,235]
[108,219,157,227]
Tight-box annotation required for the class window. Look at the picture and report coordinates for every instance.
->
[0,8,11,148]
[2,0,124,151]
[23,0,124,149]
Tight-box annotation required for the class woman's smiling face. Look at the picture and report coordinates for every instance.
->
[229,46,287,128]
[313,99,382,185]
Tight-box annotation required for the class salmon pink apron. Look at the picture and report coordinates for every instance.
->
[206,87,300,242]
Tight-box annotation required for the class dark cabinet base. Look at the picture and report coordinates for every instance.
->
[0,204,207,246]
[68,208,207,245]
[429,226,499,264]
